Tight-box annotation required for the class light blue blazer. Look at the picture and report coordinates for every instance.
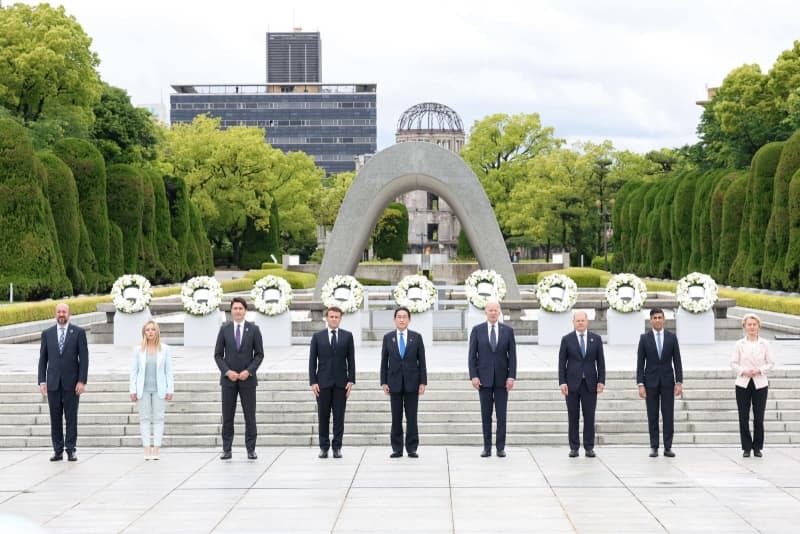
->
[129,344,174,399]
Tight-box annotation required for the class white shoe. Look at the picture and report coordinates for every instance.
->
[152,454,160,460]
[144,454,151,460]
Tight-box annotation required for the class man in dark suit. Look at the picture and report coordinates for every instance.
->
[309,306,355,459]
[468,300,517,458]
[38,303,89,462]
[637,307,683,458]
[214,296,264,460]
[559,310,605,458]
[381,306,427,458]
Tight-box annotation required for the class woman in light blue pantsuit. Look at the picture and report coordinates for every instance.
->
[129,320,174,460]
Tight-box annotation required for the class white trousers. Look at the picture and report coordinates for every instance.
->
[138,392,166,447]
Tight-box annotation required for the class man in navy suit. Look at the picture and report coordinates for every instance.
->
[468,300,517,457]
[559,310,605,457]
[38,303,89,462]
[214,296,264,460]
[309,306,355,459]
[380,306,427,458]
[637,307,683,458]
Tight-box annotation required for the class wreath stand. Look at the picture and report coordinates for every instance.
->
[253,312,292,347]
[113,308,152,347]
[184,310,225,347]
[537,310,573,346]
[676,308,715,344]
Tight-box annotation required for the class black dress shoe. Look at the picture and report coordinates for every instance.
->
[247,451,258,460]
[480,449,491,458]
[407,451,418,458]
[220,451,232,460]
[743,450,751,457]
[663,449,675,458]
[50,452,63,462]
[333,449,342,459]
[67,451,77,462]
[496,450,506,458]
[569,449,579,458]
[649,448,658,457]
[390,451,402,458]
[319,450,329,459]
[753,449,762,457]
[585,449,596,458]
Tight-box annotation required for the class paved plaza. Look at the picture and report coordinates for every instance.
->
[1,445,800,533]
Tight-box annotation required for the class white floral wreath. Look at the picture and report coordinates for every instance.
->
[676,272,718,314]
[111,274,152,314]
[251,275,293,316]
[320,275,364,314]
[393,275,437,313]
[180,276,223,316]
[536,273,578,313]
[605,273,647,313]
[465,269,507,309]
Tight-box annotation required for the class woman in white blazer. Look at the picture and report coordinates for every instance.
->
[730,313,775,458]
[129,320,174,459]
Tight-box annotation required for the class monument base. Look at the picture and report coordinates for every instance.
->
[676,308,715,344]
[606,309,645,345]
[253,313,292,347]
[537,310,573,346]
[339,311,363,347]
[184,311,224,347]
[413,309,433,348]
[113,308,152,347]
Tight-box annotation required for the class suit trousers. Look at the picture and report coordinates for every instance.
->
[221,383,257,452]
[479,386,509,451]
[47,384,79,453]
[390,391,419,453]
[317,386,347,451]
[566,379,597,451]
[736,380,768,451]
[645,382,675,449]
[138,392,166,447]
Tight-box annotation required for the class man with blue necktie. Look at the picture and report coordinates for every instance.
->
[558,310,605,458]
[38,303,89,462]
[380,307,427,458]
[637,308,683,458]
[468,300,517,458]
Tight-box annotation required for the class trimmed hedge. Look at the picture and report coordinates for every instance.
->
[53,138,112,285]
[259,263,283,270]
[138,168,164,281]
[148,170,181,282]
[163,175,191,279]
[373,202,409,260]
[763,132,800,288]
[243,269,317,289]
[719,173,749,284]
[0,119,72,300]
[188,202,213,275]
[784,168,800,290]
[710,172,742,283]
[106,164,144,273]
[239,202,280,270]
[671,171,696,277]
[108,222,124,277]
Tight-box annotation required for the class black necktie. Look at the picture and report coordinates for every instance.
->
[331,330,337,351]
[490,325,497,351]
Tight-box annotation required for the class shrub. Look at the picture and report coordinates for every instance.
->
[106,164,144,273]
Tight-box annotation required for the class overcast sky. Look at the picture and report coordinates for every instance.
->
[22,0,800,153]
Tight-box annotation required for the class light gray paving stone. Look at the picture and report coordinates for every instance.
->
[334,487,452,533]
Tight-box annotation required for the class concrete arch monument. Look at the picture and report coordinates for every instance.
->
[314,142,521,300]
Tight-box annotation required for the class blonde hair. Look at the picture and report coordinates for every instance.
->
[140,320,162,351]
[741,313,762,329]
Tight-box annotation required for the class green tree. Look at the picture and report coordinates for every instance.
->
[147,169,181,281]
[316,172,355,229]
[239,202,281,269]
[784,168,800,289]
[710,172,742,282]
[0,4,101,133]
[718,174,749,284]
[461,112,563,236]
[164,175,191,278]
[90,83,159,165]
[372,202,409,260]
[671,172,696,277]
[764,130,800,288]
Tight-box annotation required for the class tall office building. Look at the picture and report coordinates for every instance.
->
[266,30,321,83]
[170,30,375,175]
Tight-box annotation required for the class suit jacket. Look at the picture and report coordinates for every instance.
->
[129,344,175,399]
[468,322,517,388]
[309,328,356,388]
[214,321,264,388]
[636,329,683,387]
[380,329,427,393]
[38,323,89,390]
[558,330,606,391]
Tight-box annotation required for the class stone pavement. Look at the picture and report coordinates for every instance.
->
[0,445,799,533]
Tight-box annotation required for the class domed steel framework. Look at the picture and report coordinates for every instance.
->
[396,102,464,133]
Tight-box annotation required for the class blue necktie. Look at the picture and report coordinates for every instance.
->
[656,332,662,360]
[579,334,586,358]
[490,325,497,351]
[399,332,406,359]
